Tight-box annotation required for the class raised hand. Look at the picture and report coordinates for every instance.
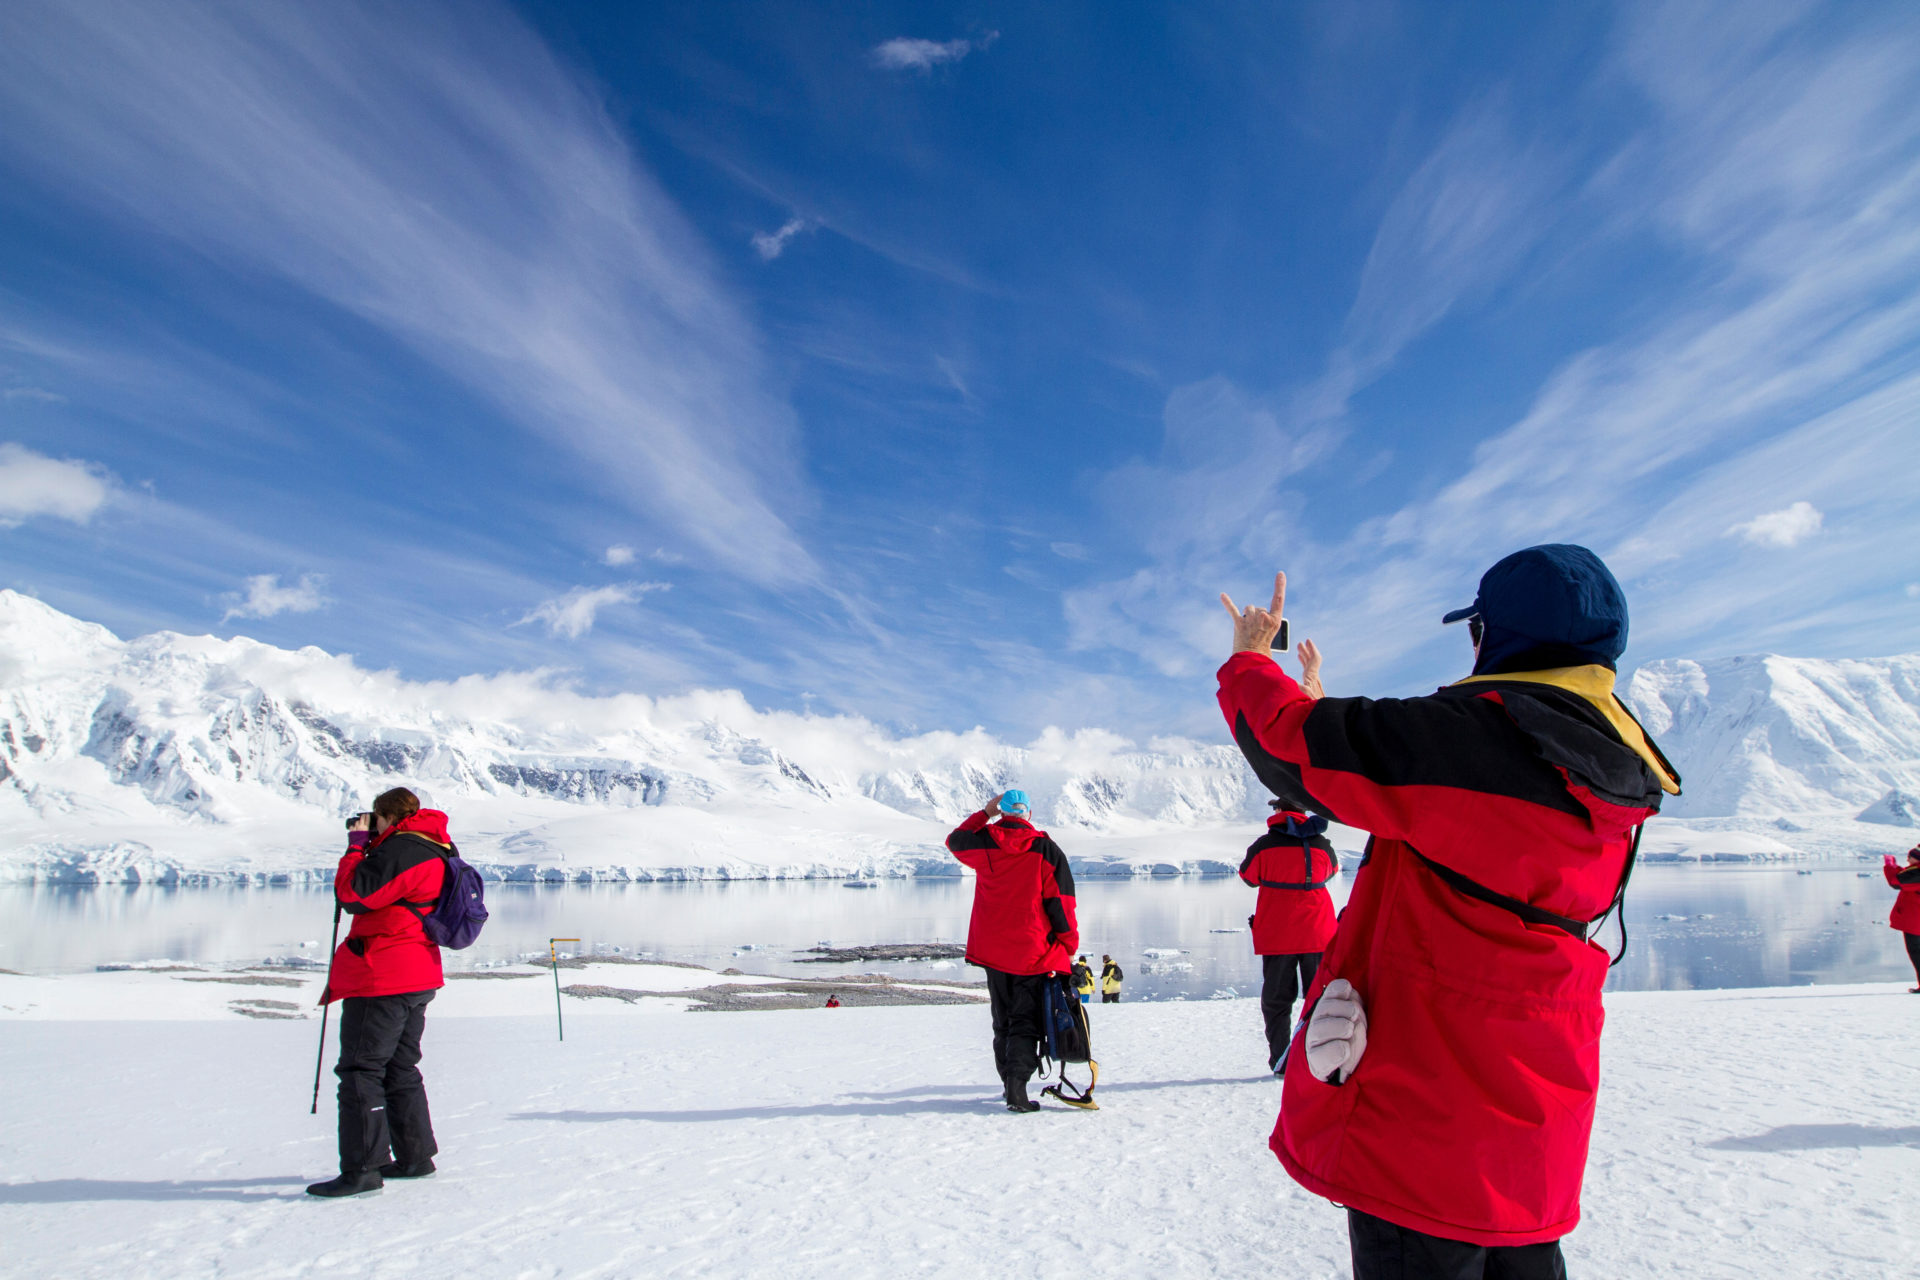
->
[1219,571,1287,656]
[983,793,1003,818]
[1298,637,1324,698]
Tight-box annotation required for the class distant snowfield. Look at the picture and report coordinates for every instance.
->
[3,590,1917,885]
[0,968,1914,1278]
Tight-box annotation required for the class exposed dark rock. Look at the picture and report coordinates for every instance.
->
[797,943,966,964]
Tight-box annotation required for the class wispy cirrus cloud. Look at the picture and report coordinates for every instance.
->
[751,216,813,261]
[0,0,816,586]
[0,443,110,528]
[872,33,997,72]
[222,573,329,622]
[1071,1,1920,693]
[518,581,668,639]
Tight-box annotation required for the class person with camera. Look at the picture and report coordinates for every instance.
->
[1883,845,1920,991]
[1218,546,1679,1279]
[946,788,1079,1113]
[306,786,451,1198]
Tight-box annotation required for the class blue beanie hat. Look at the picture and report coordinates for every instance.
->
[1443,544,1629,675]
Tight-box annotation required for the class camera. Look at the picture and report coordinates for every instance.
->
[344,811,375,832]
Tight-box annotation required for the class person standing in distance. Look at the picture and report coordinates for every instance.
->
[1218,546,1679,1279]
[307,787,452,1198]
[1883,845,1920,991]
[1241,803,1340,1075]
[1099,955,1123,1003]
[947,788,1079,1113]
[1072,954,1095,1005]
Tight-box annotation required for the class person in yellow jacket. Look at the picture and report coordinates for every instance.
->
[1099,954,1124,1003]
[1071,955,1095,1004]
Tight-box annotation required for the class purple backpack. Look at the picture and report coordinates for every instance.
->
[404,844,489,950]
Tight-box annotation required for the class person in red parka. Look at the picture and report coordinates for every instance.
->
[1883,846,1920,991]
[947,788,1079,1113]
[1218,546,1680,1280]
[306,787,449,1198]
[1241,804,1339,1074]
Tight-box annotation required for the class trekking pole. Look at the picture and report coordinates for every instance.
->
[310,902,342,1115]
[550,937,579,1042]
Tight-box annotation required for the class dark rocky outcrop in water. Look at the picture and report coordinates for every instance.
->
[797,943,966,964]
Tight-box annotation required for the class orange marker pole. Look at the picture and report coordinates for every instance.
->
[550,937,579,1041]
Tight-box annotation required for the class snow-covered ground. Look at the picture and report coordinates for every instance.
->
[1,968,1914,1278]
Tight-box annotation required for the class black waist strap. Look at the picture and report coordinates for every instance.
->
[1412,850,1590,939]
[1257,876,1335,890]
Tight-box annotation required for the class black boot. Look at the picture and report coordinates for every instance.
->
[306,1170,383,1198]
[1005,1076,1041,1113]
[379,1158,435,1179]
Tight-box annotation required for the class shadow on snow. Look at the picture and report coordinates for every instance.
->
[0,1177,304,1204]
[1706,1123,1920,1151]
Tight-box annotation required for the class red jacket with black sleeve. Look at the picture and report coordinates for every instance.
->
[1886,857,1920,934]
[321,810,451,1004]
[1240,812,1339,956]
[946,811,1079,975]
[1218,651,1678,1248]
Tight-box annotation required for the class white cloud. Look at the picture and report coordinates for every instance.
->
[222,573,329,622]
[1049,542,1089,561]
[3,387,66,403]
[872,33,997,72]
[751,217,811,261]
[1727,501,1824,548]
[519,581,667,639]
[0,442,110,527]
[0,0,817,585]
[602,544,636,566]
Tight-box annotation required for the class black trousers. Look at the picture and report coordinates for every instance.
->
[1100,992,1119,1003]
[1349,1209,1567,1280]
[1905,932,1920,985]
[1261,952,1321,1069]
[335,990,438,1175]
[984,969,1045,1088]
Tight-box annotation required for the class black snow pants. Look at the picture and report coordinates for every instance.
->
[1261,951,1321,1070]
[1904,932,1920,986]
[1348,1209,1567,1280]
[335,990,438,1175]
[984,968,1045,1090]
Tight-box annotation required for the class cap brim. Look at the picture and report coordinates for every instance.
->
[1440,605,1479,625]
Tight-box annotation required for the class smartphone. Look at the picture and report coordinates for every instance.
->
[1274,618,1290,652]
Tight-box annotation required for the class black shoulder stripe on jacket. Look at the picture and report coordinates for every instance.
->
[1038,835,1076,898]
[946,826,996,853]
[1242,829,1338,888]
[1295,693,1590,817]
[1231,712,1330,820]
[1899,865,1920,885]
[348,831,445,900]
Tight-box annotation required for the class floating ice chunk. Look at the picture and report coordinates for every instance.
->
[1141,947,1186,958]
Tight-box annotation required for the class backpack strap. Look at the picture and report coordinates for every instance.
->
[1248,832,1339,890]
[396,842,459,922]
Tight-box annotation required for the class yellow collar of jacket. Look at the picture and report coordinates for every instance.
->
[1453,665,1680,796]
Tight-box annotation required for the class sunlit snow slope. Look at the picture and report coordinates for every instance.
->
[0,592,1269,883]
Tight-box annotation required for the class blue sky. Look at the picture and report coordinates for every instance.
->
[0,0,1916,738]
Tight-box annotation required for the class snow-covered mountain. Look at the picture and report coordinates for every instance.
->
[0,592,1271,883]
[1624,654,1920,822]
[6,591,1917,883]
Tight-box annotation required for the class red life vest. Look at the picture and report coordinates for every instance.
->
[1219,652,1677,1247]
[1240,811,1339,956]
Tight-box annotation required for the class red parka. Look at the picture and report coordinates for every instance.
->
[321,810,451,1004]
[946,811,1079,975]
[1886,856,1920,934]
[1241,811,1339,956]
[1218,652,1678,1248]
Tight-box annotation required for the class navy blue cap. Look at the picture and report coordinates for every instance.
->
[1445,544,1629,675]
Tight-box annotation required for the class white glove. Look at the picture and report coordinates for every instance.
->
[1304,978,1368,1084]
